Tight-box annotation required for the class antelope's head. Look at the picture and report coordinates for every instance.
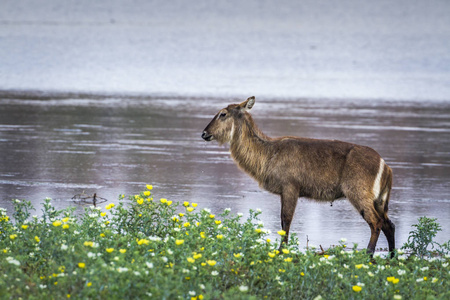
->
[201,96,255,144]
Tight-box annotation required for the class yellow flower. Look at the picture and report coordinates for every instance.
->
[387,277,399,284]
[87,282,92,287]
[200,232,206,239]
[34,236,40,243]
[355,264,363,269]
[300,272,305,276]
[143,191,151,197]
[277,230,286,236]
[106,248,114,253]
[160,198,167,203]
[84,241,94,247]
[100,212,106,217]
[282,249,289,254]
[187,207,194,212]
[78,262,86,268]
[119,249,127,254]
[172,216,179,222]
[267,238,271,243]
[137,198,144,205]
[207,260,217,266]
[146,184,153,190]
[175,239,184,245]
[193,253,202,259]
[187,257,195,263]
[284,257,293,262]
[191,203,198,207]
[183,222,190,227]
[201,262,207,266]
[279,269,286,273]
[53,220,62,227]
[137,239,149,245]
[67,294,71,298]
[216,234,223,239]
[62,224,69,229]
[209,214,215,219]
[268,252,276,258]
[9,234,17,240]
[100,233,105,237]
[255,228,262,233]
[423,277,427,281]
[352,285,362,292]
[183,201,190,207]
[215,220,221,225]
[233,253,241,258]
[179,213,185,217]
[167,201,173,206]
[21,225,28,230]
[62,217,70,223]
[105,203,115,210]
[199,295,204,300]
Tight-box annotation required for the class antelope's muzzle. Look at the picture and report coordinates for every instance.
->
[201,131,213,141]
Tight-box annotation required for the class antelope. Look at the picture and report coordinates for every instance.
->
[201,96,395,255]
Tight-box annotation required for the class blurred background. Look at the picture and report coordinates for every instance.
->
[1,0,449,249]
[1,0,450,99]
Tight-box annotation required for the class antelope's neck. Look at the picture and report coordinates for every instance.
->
[229,119,271,179]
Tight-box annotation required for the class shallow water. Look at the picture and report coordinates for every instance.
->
[1,92,449,249]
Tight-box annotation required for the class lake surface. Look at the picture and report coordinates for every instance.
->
[1,0,450,100]
[1,92,449,249]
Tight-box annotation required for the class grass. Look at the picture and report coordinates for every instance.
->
[0,186,449,299]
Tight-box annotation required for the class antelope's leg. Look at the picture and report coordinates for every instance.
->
[382,219,396,256]
[279,188,299,248]
[367,220,382,255]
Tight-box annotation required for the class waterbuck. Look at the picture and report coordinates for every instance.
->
[201,96,395,255]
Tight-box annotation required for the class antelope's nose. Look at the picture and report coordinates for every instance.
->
[201,131,212,141]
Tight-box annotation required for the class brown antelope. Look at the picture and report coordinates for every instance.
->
[202,96,395,255]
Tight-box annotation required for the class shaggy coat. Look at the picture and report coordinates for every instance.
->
[202,97,395,255]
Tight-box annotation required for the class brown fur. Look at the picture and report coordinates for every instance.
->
[202,97,395,255]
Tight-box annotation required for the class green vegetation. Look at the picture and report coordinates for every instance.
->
[1,186,449,299]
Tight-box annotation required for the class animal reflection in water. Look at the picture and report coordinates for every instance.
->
[202,96,395,256]
[72,192,107,207]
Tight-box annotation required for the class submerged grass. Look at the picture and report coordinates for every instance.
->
[0,186,449,299]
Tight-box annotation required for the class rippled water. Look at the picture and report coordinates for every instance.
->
[1,92,449,249]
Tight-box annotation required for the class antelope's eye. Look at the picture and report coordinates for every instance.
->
[219,112,227,118]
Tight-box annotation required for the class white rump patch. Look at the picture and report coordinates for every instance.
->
[373,158,385,199]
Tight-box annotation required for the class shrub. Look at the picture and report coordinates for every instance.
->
[401,216,442,258]
[0,188,449,299]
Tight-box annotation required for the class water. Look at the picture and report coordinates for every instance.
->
[1,0,450,100]
[1,92,449,250]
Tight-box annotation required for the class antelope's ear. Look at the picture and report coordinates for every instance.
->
[239,96,255,111]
